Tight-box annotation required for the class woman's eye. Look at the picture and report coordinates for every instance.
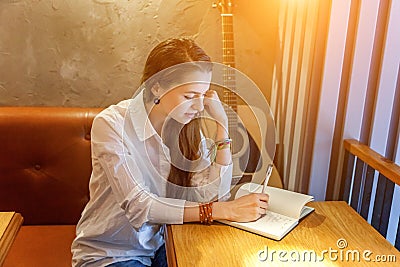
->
[184,95,194,100]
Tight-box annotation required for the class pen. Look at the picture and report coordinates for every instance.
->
[262,164,273,194]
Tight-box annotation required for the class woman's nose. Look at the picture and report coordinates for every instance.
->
[192,97,204,112]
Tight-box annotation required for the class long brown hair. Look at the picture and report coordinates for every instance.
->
[140,38,211,189]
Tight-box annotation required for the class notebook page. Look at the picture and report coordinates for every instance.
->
[223,210,298,240]
[235,183,314,219]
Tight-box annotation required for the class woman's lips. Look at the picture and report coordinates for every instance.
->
[185,113,196,118]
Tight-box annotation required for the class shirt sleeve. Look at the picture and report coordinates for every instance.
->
[91,112,185,230]
[190,137,233,202]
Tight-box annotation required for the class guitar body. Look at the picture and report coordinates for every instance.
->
[236,105,272,184]
[202,104,281,187]
[233,105,271,181]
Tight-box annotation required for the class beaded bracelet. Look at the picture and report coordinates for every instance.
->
[216,138,232,150]
[199,202,213,225]
[215,138,232,147]
[208,138,232,162]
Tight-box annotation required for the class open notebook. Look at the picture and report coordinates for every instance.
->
[218,183,314,240]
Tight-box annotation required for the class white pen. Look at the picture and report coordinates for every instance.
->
[262,164,273,194]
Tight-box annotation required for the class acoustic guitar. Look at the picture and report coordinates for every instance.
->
[213,0,279,187]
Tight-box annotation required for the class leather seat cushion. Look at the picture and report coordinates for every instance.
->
[3,225,76,267]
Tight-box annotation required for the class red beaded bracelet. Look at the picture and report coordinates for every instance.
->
[199,202,213,225]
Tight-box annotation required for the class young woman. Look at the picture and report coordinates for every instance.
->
[71,38,269,267]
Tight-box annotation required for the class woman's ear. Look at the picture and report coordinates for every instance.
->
[150,82,162,98]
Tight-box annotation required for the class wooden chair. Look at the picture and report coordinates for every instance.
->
[340,139,400,250]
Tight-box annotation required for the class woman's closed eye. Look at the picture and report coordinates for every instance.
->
[184,93,206,100]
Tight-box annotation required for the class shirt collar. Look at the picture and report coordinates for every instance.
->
[128,90,158,142]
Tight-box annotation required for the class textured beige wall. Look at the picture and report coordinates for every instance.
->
[0,0,279,107]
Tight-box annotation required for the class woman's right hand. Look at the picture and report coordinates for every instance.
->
[214,193,269,222]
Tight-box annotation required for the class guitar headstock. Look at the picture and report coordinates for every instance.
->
[212,0,234,15]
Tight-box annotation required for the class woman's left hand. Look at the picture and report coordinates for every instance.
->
[203,90,228,128]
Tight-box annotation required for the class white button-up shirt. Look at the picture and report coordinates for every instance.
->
[71,90,232,267]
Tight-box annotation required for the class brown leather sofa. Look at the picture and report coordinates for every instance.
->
[0,107,102,267]
[0,106,283,266]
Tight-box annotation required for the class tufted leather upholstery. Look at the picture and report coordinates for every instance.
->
[0,107,102,266]
[0,106,283,266]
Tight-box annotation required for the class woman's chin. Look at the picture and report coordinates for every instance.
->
[180,114,196,124]
[182,118,193,124]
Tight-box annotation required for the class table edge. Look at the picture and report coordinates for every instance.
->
[0,212,24,266]
[165,224,178,267]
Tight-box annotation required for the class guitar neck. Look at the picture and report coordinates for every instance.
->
[222,14,236,69]
[221,13,238,131]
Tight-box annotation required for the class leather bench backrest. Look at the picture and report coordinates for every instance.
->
[0,107,102,225]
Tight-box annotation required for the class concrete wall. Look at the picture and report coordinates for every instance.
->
[0,0,279,107]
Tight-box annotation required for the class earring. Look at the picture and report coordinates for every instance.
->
[153,98,160,105]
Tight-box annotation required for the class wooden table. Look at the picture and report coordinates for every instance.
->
[0,212,23,265]
[165,201,400,266]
